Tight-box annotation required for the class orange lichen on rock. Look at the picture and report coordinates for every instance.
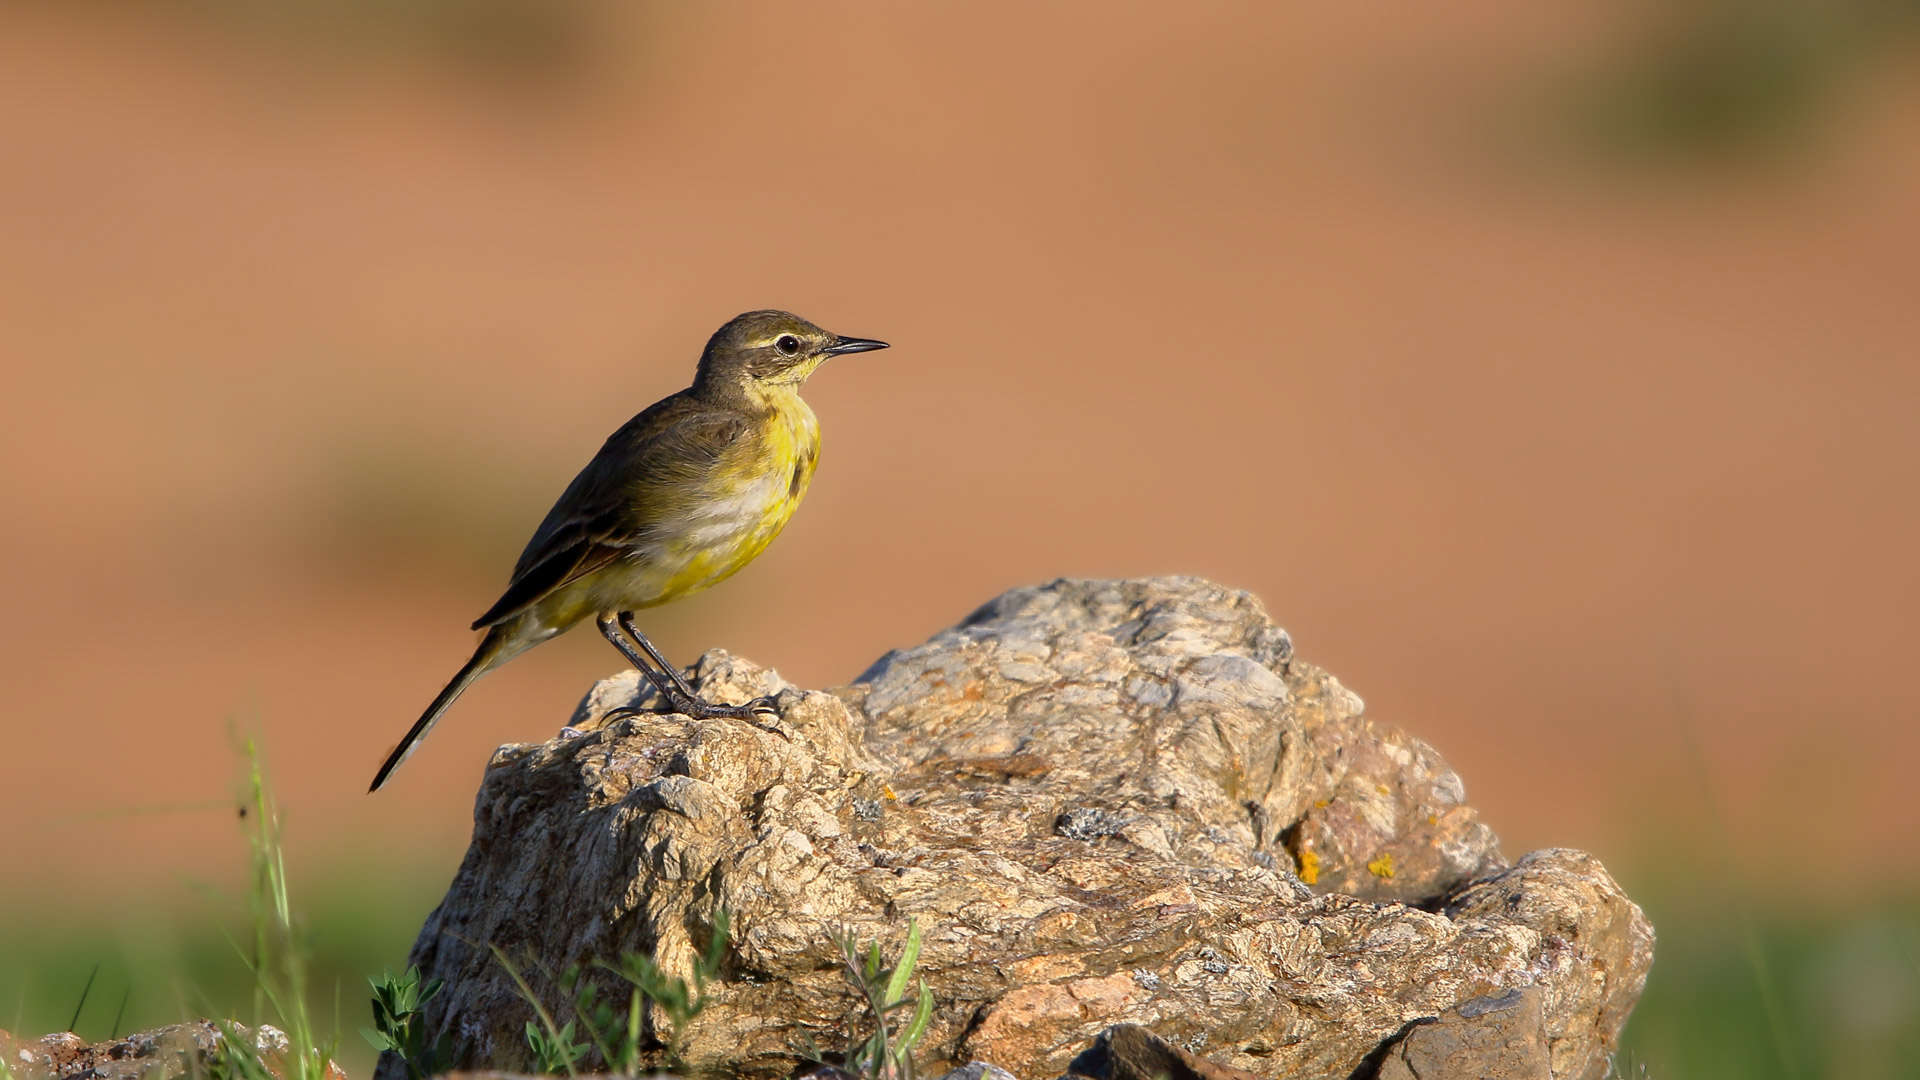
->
[1298,848,1322,885]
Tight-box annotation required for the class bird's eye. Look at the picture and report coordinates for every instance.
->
[775,334,801,356]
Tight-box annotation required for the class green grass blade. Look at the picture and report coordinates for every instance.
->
[66,963,99,1034]
[489,944,578,1080]
[626,987,642,1074]
[897,980,933,1056]
[883,920,921,1008]
[109,985,129,1040]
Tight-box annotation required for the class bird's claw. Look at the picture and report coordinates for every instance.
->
[687,694,788,738]
[659,690,782,723]
[595,692,785,738]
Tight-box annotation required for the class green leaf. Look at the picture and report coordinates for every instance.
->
[883,919,922,1008]
[897,980,934,1056]
[625,988,643,1073]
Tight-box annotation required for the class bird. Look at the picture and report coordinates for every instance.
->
[368,310,889,792]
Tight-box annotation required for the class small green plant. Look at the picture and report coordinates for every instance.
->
[523,1017,591,1075]
[488,945,582,1078]
[361,966,453,1079]
[207,1022,280,1080]
[204,737,338,1080]
[828,919,935,1080]
[534,966,641,1076]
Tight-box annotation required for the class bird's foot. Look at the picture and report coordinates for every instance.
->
[662,691,786,731]
[599,692,784,736]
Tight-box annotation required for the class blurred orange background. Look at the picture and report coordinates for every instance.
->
[2,0,1916,912]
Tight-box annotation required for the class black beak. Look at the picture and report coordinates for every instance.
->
[825,336,890,356]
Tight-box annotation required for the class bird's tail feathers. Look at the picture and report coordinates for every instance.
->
[368,627,508,792]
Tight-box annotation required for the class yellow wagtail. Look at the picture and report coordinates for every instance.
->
[369,310,888,791]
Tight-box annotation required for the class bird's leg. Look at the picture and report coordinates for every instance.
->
[615,611,698,699]
[609,612,779,721]
[595,613,687,718]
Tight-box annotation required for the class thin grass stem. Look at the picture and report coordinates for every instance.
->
[110,984,130,1040]
[487,944,579,1080]
[66,964,99,1035]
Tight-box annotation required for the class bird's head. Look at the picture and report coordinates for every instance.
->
[694,310,889,397]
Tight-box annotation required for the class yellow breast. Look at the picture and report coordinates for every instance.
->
[628,388,819,607]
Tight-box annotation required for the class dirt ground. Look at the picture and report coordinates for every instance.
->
[1,1,1915,904]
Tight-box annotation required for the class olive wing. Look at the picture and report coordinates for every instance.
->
[470,400,750,630]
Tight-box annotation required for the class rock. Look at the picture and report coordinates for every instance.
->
[382,578,1652,1080]
[1445,852,1655,1080]
[1373,987,1551,1080]
[1062,1024,1266,1080]
[933,1063,1025,1080]
[434,1075,664,1080]
[849,578,1504,904]
[792,1068,865,1080]
[0,1022,343,1080]
[797,1067,1019,1080]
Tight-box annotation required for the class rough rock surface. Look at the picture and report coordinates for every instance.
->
[1373,987,1551,1080]
[384,578,1653,1080]
[1062,1024,1266,1080]
[0,1022,341,1080]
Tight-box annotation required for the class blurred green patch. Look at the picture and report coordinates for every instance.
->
[0,866,447,1080]
[1562,0,1920,163]
[1605,698,1920,1079]
[1616,872,1920,1079]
